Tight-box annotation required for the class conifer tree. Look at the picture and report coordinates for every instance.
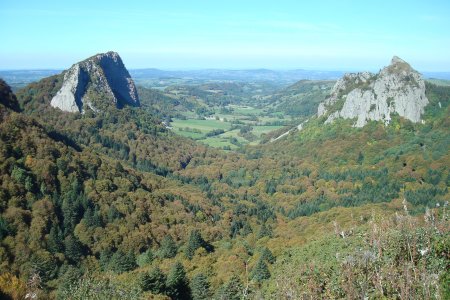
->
[47,224,64,253]
[166,262,190,300]
[110,250,137,274]
[185,230,205,259]
[215,275,243,300]
[137,248,154,266]
[241,221,253,237]
[30,250,58,282]
[158,235,177,259]
[99,248,112,271]
[257,223,272,239]
[251,258,271,282]
[190,273,211,300]
[64,234,84,264]
[139,267,166,294]
[57,266,82,297]
[260,247,275,264]
[138,272,152,292]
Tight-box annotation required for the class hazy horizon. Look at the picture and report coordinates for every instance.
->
[1,1,450,71]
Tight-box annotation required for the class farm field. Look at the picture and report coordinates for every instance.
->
[170,105,288,149]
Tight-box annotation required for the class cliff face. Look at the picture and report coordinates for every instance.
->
[50,51,139,113]
[318,56,428,127]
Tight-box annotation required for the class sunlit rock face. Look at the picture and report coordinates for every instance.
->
[51,51,139,113]
[318,56,428,127]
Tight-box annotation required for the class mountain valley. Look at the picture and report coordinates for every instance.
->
[0,52,448,299]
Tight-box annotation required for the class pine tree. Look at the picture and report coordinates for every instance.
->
[215,275,243,300]
[251,258,271,282]
[47,224,64,253]
[137,248,154,267]
[83,206,102,227]
[260,247,275,264]
[257,223,272,239]
[57,266,83,297]
[99,248,113,271]
[158,235,177,259]
[30,250,58,282]
[185,230,205,259]
[62,197,80,235]
[64,234,84,264]
[138,272,152,292]
[110,250,137,274]
[190,273,211,300]
[145,267,167,294]
[241,221,253,237]
[166,262,190,300]
[357,151,364,164]
[0,217,11,240]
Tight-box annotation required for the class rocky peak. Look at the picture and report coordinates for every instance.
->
[317,56,428,127]
[383,55,415,76]
[50,51,139,113]
[391,55,406,64]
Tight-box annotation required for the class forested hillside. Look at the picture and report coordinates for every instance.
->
[0,64,448,299]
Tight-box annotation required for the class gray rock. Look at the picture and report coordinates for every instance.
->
[318,56,428,127]
[50,51,139,112]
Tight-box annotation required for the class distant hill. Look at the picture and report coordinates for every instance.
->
[130,68,344,85]
[0,70,61,91]
[268,79,335,117]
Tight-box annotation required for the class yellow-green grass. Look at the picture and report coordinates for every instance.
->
[228,105,265,115]
[252,125,285,137]
[174,130,204,139]
[200,137,238,149]
[219,130,248,143]
[171,118,231,132]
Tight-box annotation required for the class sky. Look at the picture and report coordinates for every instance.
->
[1,0,449,71]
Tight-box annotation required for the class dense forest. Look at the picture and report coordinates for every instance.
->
[0,71,448,300]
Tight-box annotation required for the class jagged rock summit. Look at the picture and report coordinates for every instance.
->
[317,56,428,127]
[50,51,139,113]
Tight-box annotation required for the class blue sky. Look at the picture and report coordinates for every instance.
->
[1,0,449,71]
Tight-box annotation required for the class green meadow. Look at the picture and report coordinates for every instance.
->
[170,105,287,149]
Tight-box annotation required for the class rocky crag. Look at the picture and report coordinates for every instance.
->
[317,56,428,127]
[51,51,139,113]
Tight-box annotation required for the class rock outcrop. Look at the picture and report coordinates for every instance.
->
[51,51,139,113]
[318,56,428,127]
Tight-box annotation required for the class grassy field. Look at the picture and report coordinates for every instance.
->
[170,105,288,149]
[171,119,231,132]
[251,125,285,137]
[228,104,265,115]
[174,129,204,139]
[200,137,238,149]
